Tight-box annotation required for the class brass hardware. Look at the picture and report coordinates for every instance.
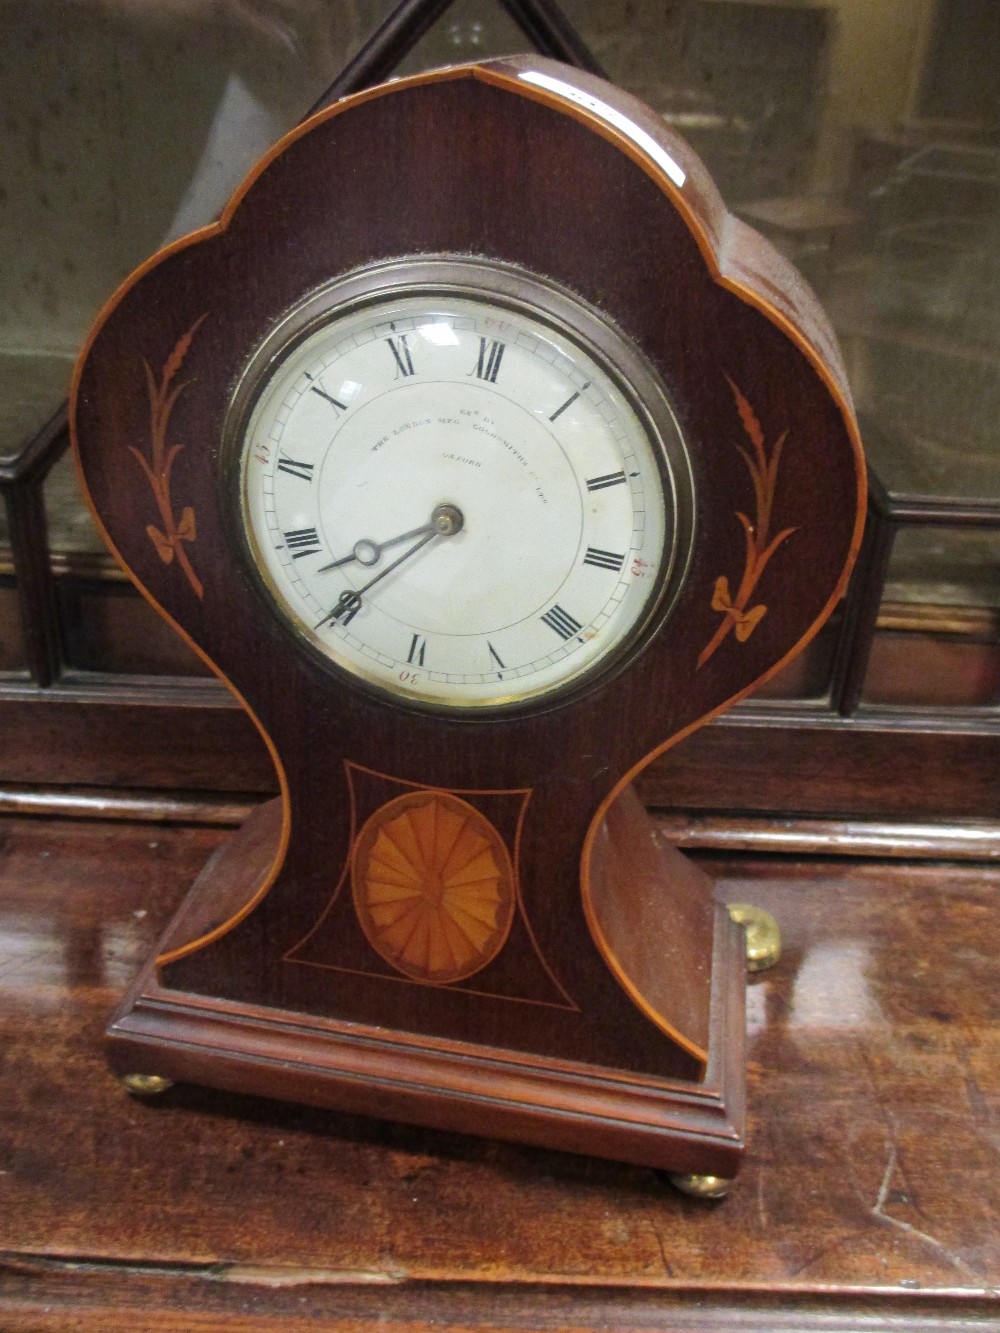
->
[727,902,782,972]
[669,1172,732,1200]
[121,1072,174,1096]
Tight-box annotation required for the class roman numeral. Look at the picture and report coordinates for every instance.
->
[304,373,347,413]
[470,337,505,384]
[541,604,583,640]
[585,470,627,492]
[583,546,626,572]
[549,383,589,421]
[276,455,314,482]
[283,527,322,559]
[488,642,506,673]
[407,634,427,666]
[386,335,415,378]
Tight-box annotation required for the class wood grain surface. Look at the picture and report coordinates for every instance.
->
[1,814,998,1329]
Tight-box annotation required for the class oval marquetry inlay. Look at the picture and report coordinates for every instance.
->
[351,792,515,984]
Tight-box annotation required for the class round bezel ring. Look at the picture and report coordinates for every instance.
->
[222,255,696,717]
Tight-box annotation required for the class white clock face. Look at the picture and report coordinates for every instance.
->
[235,264,690,711]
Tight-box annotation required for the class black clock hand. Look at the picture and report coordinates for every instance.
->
[317,501,465,573]
[320,528,439,627]
[317,503,466,629]
[316,520,436,574]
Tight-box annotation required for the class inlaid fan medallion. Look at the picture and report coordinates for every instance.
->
[351,792,516,984]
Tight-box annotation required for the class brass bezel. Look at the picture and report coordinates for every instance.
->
[222,255,696,718]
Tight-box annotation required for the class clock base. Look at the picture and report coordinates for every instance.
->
[107,796,747,1179]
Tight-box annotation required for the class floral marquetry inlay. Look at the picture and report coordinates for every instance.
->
[697,376,799,669]
[351,792,516,984]
[129,315,208,600]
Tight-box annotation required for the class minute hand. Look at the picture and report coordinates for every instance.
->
[319,528,439,628]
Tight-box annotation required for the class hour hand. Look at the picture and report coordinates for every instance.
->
[316,522,434,574]
[317,504,464,629]
[317,529,437,629]
[316,505,464,574]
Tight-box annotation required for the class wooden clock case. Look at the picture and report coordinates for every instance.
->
[70,56,865,1181]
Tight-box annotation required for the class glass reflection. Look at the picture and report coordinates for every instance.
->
[0,900,167,1012]
[0,0,358,448]
[560,0,1000,608]
[886,526,999,610]
[2,0,998,644]
[787,940,888,1031]
[742,932,889,1047]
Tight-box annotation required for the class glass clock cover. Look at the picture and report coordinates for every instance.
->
[233,260,693,711]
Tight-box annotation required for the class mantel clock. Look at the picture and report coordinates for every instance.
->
[71,57,865,1187]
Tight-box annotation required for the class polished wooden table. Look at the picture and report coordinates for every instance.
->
[1,813,998,1329]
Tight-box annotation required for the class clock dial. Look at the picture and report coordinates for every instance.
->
[233,261,693,711]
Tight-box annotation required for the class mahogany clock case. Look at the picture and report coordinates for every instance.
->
[71,57,865,1177]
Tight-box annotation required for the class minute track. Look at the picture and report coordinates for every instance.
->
[239,264,679,711]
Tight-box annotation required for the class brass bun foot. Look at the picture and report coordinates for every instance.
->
[668,1172,732,1200]
[727,902,782,972]
[120,1072,174,1096]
